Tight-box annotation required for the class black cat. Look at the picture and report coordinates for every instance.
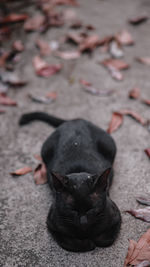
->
[19,112,121,252]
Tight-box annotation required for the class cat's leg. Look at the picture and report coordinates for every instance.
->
[93,219,121,247]
[41,131,59,165]
[52,232,95,252]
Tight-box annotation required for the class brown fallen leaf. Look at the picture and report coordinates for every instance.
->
[145,148,150,159]
[34,154,42,161]
[99,35,113,46]
[129,87,141,99]
[79,79,115,96]
[136,196,150,206]
[126,207,150,222]
[10,166,32,176]
[135,260,150,267]
[142,99,150,106]
[119,109,146,125]
[101,58,130,70]
[79,34,100,52]
[115,29,134,45]
[51,0,78,5]
[136,57,150,66]
[34,163,47,185]
[67,32,86,44]
[33,56,62,78]
[0,71,27,87]
[107,65,124,81]
[129,15,148,25]
[0,13,28,25]
[54,50,80,59]
[13,40,24,52]
[107,112,123,134]
[86,24,95,31]
[36,39,51,56]
[24,15,45,31]
[0,93,17,106]
[46,91,58,100]
[124,228,150,266]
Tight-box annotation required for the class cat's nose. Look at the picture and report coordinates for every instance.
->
[80,215,88,228]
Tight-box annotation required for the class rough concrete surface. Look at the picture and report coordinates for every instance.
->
[0,0,150,266]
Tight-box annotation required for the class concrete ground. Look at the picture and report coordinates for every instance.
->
[0,0,150,266]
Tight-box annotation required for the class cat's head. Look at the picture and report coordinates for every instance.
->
[50,168,111,230]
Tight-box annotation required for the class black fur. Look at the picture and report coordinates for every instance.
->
[19,112,121,252]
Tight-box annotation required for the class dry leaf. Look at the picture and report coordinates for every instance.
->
[67,32,85,44]
[79,34,100,52]
[129,15,148,25]
[46,91,58,99]
[101,58,130,70]
[119,109,146,125]
[10,166,32,176]
[107,112,123,134]
[109,41,124,58]
[13,40,24,52]
[34,154,42,161]
[124,228,150,266]
[136,196,150,206]
[0,71,27,86]
[24,15,45,31]
[36,39,51,56]
[51,0,78,5]
[145,148,150,159]
[135,260,150,266]
[0,13,28,24]
[33,56,62,77]
[99,35,113,46]
[0,93,17,106]
[34,163,47,185]
[126,207,150,222]
[115,30,134,45]
[136,58,150,66]
[107,65,124,81]
[129,88,141,99]
[79,79,115,96]
[28,94,54,104]
[54,50,80,59]
[142,99,150,106]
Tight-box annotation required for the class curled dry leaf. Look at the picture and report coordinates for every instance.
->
[13,40,24,52]
[79,34,100,52]
[136,196,150,206]
[0,14,28,24]
[33,56,62,77]
[51,0,79,6]
[129,15,148,25]
[142,99,150,106]
[28,94,55,104]
[144,148,150,159]
[135,260,150,266]
[10,166,32,176]
[0,93,17,106]
[101,58,130,70]
[34,163,47,185]
[54,50,80,59]
[115,30,134,45]
[126,207,150,222]
[136,57,150,66]
[67,32,86,44]
[119,109,146,125]
[109,41,124,58]
[129,87,141,99]
[107,65,124,81]
[36,39,51,56]
[107,112,123,134]
[0,71,27,86]
[24,15,45,31]
[79,79,115,96]
[124,228,150,266]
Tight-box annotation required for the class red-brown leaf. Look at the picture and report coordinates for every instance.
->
[33,56,62,77]
[145,148,150,159]
[107,65,124,81]
[34,163,47,185]
[52,0,78,5]
[13,40,24,52]
[136,196,150,206]
[124,228,150,266]
[135,260,150,267]
[142,99,150,106]
[67,32,86,44]
[54,50,80,59]
[126,208,150,222]
[36,39,51,56]
[129,87,141,99]
[115,30,134,45]
[136,57,150,66]
[0,14,28,24]
[46,91,58,100]
[79,34,100,52]
[0,93,17,106]
[119,109,146,125]
[101,58,130,70]
[10,166,32,176]
[24,15,45,31]
[107,112,123,133]
[129,15,148,25]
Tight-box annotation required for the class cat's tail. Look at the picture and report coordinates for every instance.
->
[19,112,66,127]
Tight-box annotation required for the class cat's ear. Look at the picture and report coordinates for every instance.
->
[51,172,68,191]
[93,168,111,191]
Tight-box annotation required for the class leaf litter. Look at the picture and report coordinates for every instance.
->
[79,79,115,96]
[33,56,62,77]
[10,166,32,176]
